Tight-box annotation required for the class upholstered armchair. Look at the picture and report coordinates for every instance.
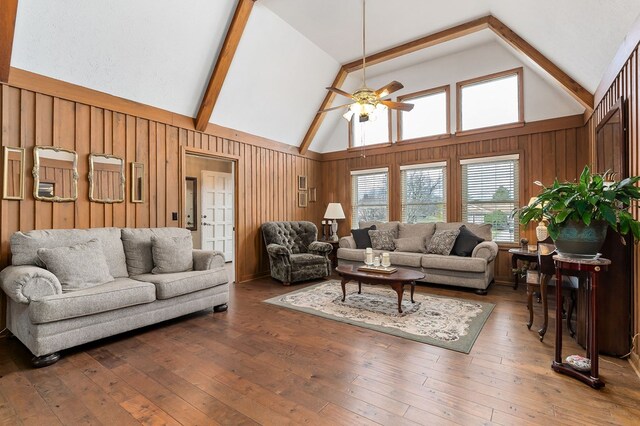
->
[261,221,333,286]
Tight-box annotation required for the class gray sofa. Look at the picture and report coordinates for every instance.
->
[261,221,332,286]
[0,227,229,366]
[338,221,498,294]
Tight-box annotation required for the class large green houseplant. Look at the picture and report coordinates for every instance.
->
[518,166,640,257]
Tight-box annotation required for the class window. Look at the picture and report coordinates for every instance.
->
[398,86,449,141]
[351,168,389,225]
[461,154,519,242]
[457,68,523,132]
[401,162,447,223]
[349,110,391,147]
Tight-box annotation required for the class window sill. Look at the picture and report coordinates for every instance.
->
[397,133,452,145]
[348,142,393,151]
[455,121,525,137]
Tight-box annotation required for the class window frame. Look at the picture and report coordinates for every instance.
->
[459,153,521,243]
[350,167,390,226]
[400,161,448,224]
[456,67,524,135]
[397,85,451,143]
[347,108,393,150]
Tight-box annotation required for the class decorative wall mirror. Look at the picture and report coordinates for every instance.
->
[131,162,145,203]
[3,147,25,200]
[33,146,78,202]
[88,154,125,203]
[185,177,198,231]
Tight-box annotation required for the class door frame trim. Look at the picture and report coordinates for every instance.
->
[180,146,240,284]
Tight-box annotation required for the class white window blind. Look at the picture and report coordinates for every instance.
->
[351,168,389,225]
[461,155,519,242]
[401,162,447,223]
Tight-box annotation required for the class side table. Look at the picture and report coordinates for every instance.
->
[326,240,340,269]
[552,255,610,389]
[508,248,539,290]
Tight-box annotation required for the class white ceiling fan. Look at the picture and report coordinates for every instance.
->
[319,0,414,123]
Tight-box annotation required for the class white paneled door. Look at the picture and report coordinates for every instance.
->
[201,171,234,262]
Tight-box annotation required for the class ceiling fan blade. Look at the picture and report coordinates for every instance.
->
[381,100,414,112]
[319,103,353,113]
[326,87,354,99]
[375,81,404,98]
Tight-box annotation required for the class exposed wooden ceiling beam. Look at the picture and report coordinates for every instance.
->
[0,0,19,83]
[487,16,593,112]
[194,0,256,132]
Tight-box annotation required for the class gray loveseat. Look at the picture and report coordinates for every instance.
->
[0,227,229,366]
[261,221,332,286]
[338,221,498,294]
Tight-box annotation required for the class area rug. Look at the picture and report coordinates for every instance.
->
[264,280,495,353]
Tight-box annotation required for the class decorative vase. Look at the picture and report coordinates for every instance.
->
[553,220,608,258]
[536,221,549,241]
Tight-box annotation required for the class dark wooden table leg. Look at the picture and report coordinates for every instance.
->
[526,281,534,329]
[553,266,563,365]
[390,282,404,313]
[410,281,415,303]
[341,278,349,302]
[512,254,519,290]
[358,281,361,294]
[539,273,550,341]
[590,269,601,386]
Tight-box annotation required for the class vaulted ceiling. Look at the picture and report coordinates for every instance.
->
[10,0,640,153]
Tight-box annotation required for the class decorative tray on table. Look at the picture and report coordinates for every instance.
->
[357,265,398,274]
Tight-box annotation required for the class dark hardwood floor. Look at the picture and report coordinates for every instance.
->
[1,276,639,425]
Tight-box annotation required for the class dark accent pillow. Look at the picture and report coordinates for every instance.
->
[351,225,376,249]
[452,225,485,257]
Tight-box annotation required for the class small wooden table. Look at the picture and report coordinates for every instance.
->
[335,265,425,313]
[508,248,539,290]
[552,255,610,389]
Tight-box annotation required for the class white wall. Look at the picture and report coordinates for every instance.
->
[313,41,584,153]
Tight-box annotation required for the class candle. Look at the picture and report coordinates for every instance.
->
[365,247,373,265]
[321,220,326,225]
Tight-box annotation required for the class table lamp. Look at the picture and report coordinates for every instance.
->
[324,203,345,242]
[528,197,549,241]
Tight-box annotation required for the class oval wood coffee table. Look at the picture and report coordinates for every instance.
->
[335,265,425,313]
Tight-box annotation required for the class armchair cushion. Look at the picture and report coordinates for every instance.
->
[0,265,62,304]
[290,253,327,267]
[151,235,193,274]
[192,249,225,270]
[308,241,332,255]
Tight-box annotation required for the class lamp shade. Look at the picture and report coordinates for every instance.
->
[324,203,345,219]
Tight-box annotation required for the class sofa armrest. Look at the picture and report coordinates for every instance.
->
[193,250,225,271]
[472,241,499,263]
[266,243,290,257]
[339,236,356,249]
[0,265,62,304]
[308,241,332,255]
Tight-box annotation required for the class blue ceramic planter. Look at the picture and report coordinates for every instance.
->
[554,220,608,258]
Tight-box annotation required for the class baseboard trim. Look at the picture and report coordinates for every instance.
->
[630,352,640,380]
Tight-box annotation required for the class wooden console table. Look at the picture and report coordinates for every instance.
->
[552,255,610,389]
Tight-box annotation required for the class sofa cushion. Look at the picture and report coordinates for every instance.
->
[37,239,114,292]
[133,269,228,300]
[359,221,399,238]
[427,230,460,256]
[452,225,485,257]
[351,225,376,249]
[337,248,422,268]
[121,228,192,276]
[290,253,327,267]
[421,254,487,273]
[436,222,493,242]
[10,227,128,278]
[151,235,193,274]
[369,230,395,251]
[29,278,156,324]
[393,237,427,253]
[398,223,436,246]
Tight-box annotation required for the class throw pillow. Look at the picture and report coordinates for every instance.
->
[451,225,485,257]
[151,235,193,274]
[426,230,461,256]
[393,237,427,253]
[351,225,376,249]
[369,230,395,251]
[37,239,114,292]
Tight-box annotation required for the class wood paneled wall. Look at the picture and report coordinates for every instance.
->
[586,45,640,366]
[320,116,588,284]
[0,82,323,327]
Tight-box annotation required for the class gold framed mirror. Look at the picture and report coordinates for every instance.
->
[131,162,144,203]
[89,153,125,203]
[3,147,25,200]
[33,146,78,202]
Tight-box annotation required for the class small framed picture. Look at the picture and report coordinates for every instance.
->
[297,175,307,191]
[309,187,317,202]
[298,191,308,208]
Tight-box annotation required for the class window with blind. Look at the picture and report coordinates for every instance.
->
[399,86,449,141]
[351,168,389,225]
[400,162,447,223]
[461,154,519,242]
[350,111,391,147]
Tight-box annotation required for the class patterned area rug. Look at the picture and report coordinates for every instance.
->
[264,280,495,353]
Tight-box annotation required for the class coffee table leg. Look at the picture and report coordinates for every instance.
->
[358,281,361,294]
[390,282,404,313]
[341,278,350,302]
[410,281,415,303]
